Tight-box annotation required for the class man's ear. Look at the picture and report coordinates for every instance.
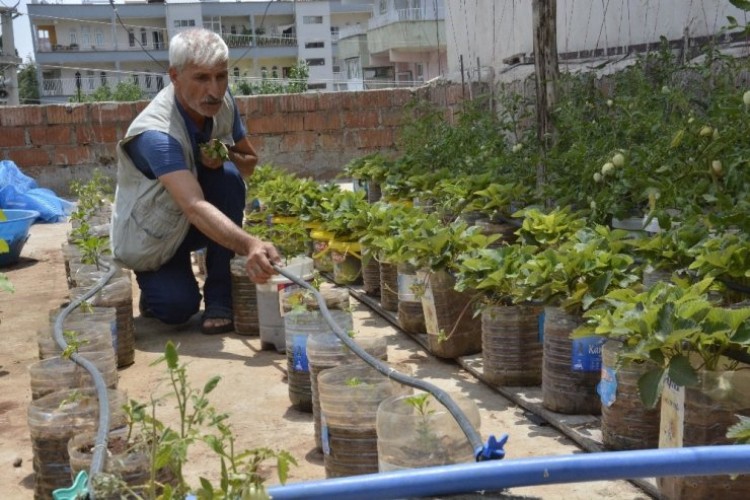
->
[168,67,178,84]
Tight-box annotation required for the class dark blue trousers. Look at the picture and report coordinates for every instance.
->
[135,162,245,324]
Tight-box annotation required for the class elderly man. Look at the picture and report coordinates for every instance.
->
[111,28,280,334]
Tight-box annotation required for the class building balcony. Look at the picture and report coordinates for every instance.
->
[338,23,366,40]
[36,41,168,53]
[40,75,165,99]
[369,7,441,30]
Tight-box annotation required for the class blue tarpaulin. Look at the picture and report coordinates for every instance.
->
[0,160,74,222]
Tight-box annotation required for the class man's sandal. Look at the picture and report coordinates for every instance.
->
[200,311,234,335]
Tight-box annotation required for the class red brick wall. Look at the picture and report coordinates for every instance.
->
[0,84,467,196]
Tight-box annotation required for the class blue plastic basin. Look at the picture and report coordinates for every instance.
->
[0,209,40,267]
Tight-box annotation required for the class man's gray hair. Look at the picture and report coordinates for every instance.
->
[169,28,229,71]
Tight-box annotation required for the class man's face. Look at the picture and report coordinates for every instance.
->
[169,61,229,123]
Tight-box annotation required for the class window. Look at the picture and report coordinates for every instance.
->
[305,41,324,49]
[82,27,90,47]
[203,17,221,33]
[306,58,325,66]
[379,0,388,14]
[100,72,107,87]
[145,73,153,89]
[140,28,148,46]
[346,59,361,79]
[69,30,77,45]
[233,67,240,78]
[153,31,165,50]
[174,20,196,28]
[330,26,339,38]
[132,73,139,87]
[95,30,104,47]
[87,70,94,89]
[303,16,323,24]
[128,30,135,47]
[308,83,326,90]
[156,75,164,91]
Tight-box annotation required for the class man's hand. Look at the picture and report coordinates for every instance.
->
[200,139,229,170]
[246,240,282,284]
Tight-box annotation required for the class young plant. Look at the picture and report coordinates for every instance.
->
[245,219,310,263]
[454,244,538,308]
[512,225,640,315]
[575,279,750,408]
[405,393,440,455]
[118,341,297,499]
[199,139,229,162]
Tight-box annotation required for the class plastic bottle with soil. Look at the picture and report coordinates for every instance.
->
[376,391,480,472]
[283,284,351,412]
[27,387,127,500]
[308,334,388,452]
[37,313,117,361]
[29,352,118,400]
[318,364,410,478]
[256,255,314,353]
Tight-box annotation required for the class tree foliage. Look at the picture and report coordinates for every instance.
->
[234,60,310,96]
[74,81,145,102]
[18,59,40,104]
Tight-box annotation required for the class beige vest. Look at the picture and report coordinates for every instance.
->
[110,84,235,271]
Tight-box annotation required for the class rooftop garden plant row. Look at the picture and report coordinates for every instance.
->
[244,43,750,444]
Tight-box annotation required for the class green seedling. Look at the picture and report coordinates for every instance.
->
[200,139,230,162]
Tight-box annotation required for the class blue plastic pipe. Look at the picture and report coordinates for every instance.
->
[267,445,750,500]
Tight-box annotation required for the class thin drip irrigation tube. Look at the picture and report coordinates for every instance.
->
[52,264,119,499]
[273,265,507,461]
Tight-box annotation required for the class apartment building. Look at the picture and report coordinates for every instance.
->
[338,0,446,90]
[26,0,376,102]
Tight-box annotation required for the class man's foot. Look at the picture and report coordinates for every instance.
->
[200,316,234,335]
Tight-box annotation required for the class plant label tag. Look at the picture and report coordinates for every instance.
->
[659,376,684,449]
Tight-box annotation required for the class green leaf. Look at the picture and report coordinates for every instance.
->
[0,273,14,293]
[203,375,222,395]
[667,354,699,387]
[638,367,666,409]
[0,239,8,253]
[199,477,214,497]
[731,322,750,343]
[727,415,750,443]
[729,0,750,12]
[165,340,179,370]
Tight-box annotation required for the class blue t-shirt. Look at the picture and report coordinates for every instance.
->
[125,92,247,179]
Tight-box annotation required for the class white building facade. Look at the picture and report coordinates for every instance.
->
[26,0,377,102]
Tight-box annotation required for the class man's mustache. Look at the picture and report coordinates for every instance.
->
[203,97,222,105]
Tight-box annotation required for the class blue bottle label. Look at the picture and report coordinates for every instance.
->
[321,414,330,455]
[110,319,118,353]
[291,334,309,372]
[571,336,604,372]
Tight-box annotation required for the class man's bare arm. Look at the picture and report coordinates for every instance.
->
[159,170,279,281]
